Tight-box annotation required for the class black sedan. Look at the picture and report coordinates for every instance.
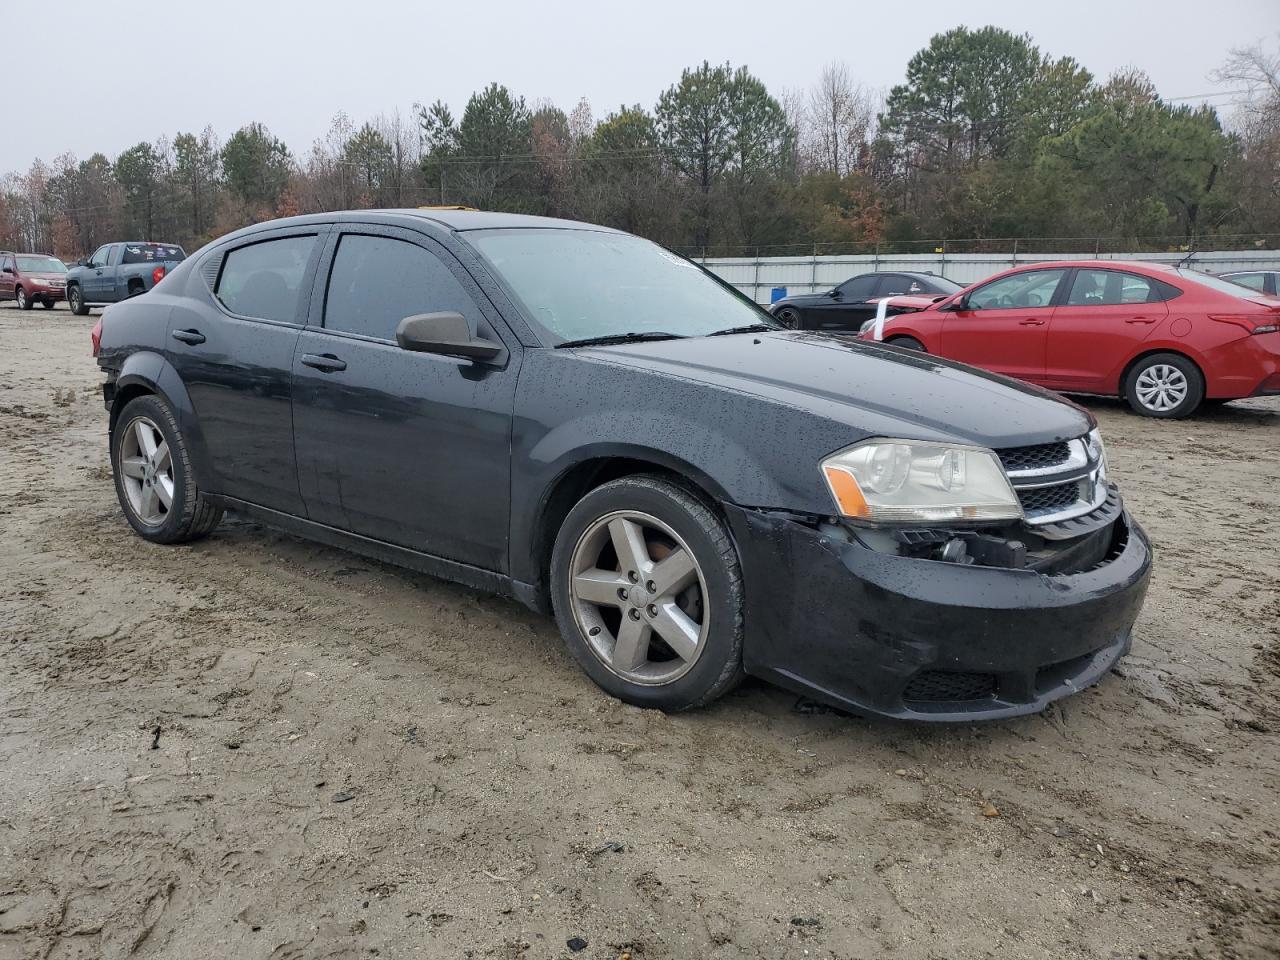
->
[771,271,963,330]
[94,210,1151,721]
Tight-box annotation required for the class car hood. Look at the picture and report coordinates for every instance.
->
[583,331,1092,448]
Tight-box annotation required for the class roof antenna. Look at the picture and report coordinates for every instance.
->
[1176,237,1198,270]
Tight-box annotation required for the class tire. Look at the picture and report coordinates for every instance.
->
[127,281,145,298]
[41,299,55,310]
[1123,353,1204,418]
[550,475,744,712]
[110,394,223,544]
[774,307,801,329]
[886,336,926,352]
[16,286,32,310]
[68,284,89,316]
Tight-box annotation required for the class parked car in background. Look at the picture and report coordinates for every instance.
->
[92,209,1151,722]
[1221,270,1279,296]
[864,260,1280,418]
[65,241,186,315]
[770,271,963,330]
[0,251,68,309]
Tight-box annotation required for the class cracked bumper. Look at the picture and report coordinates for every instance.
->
[725,505,1152,722]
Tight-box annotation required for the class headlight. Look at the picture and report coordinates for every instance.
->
[821,439,1022,523]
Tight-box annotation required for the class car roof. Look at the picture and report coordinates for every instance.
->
[999,259,1179,274]
[235,209,622,234]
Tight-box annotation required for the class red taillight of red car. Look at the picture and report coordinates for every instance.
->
[1209,314,1279,335]
[152,265,166,286]
[90,318,102,357]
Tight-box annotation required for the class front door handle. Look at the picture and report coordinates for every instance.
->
[1018,318,1046,326]
[171,328,206,345]
[300,353,347,372]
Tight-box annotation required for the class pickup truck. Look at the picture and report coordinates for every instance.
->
[66,241,186,315]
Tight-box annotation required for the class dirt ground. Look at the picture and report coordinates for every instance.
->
[0,302,1277,960]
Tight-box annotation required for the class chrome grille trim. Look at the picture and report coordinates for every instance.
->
[999,436,1106,526]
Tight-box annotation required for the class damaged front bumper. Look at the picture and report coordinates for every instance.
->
[725,504,1152,721]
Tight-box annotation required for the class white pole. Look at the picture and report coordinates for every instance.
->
[872,297,892,341]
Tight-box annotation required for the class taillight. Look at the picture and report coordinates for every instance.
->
[152,265,166,286]
[1209,314,1276,335]
[91,318,102,357]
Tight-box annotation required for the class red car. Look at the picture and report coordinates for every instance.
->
[865,260,1280,417]
[0,251,69,309]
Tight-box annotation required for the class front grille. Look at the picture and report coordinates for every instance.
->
[1017,481,1081,515]
[997,441,1070,472]
[903,670,997,703]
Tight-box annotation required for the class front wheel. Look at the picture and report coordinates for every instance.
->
[111,394,224,543]
[16,287,32,310]
[886,336,926,352]
[550,476,744,712]
[68,284,89,316]
[41,299,55,310]
[1124,353,1204,418]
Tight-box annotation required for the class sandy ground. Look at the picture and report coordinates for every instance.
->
[0,302,1277,960]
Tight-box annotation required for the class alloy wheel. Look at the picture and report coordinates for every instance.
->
[568,510,709,685]
[1134,363,1188,413]
[16,288,26,309]
[118,416,174,525]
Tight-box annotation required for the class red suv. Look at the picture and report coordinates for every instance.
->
[0,251,69,309]
[865,260,1280,417]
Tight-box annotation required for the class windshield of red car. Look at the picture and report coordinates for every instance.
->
[121,244,186,265]
[466,228,771,344]
[16,256,67,274]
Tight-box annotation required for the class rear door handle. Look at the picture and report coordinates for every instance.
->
[300,353,347,372]
[171,328,205,345]
[1018,319,1046,326]
[1125,318,1155,325]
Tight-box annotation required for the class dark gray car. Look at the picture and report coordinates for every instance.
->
[93,210,1151,721]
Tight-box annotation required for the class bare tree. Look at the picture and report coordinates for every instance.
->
[805,62,875,177]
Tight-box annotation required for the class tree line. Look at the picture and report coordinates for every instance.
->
[1,26,1276,259]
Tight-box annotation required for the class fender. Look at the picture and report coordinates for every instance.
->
[112,350,220,493]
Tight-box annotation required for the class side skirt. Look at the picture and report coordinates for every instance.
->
[216,497,540,610]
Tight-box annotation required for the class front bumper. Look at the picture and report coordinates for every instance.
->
[27,284,66,302]
[725,505,1152,721]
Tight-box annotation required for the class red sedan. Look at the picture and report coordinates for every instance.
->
[865,260,1280,417]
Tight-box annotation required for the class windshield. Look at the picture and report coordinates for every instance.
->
[465,228,772,344]
[121,243,186,265]
[16,256,67,274]
[1175,268,1276,300]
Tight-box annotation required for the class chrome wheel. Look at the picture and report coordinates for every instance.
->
[568,510,709,685]
[118,416,173,526]
[1134,363,1188,412]
[15,287,26,309]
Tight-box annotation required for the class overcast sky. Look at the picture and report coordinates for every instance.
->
[6,0,1274,174]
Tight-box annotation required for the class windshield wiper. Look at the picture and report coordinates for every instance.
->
[554,331,688,349]
[707,323,778,337]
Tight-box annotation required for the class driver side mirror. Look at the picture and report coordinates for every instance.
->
[396,312,504,362]
[940,295,967,312]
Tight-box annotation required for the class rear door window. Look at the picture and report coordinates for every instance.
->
[216,235,318,323]
[1066,269,1159,306]
[323,233,479,341]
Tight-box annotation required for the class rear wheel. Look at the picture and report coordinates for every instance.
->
[1124,353,1204,418]
[111,394,223,543]
[774,307,800,329]
[550,476,744,712]
[16,286,31,310]
[127,280,145,298]
[68,284,89,315]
